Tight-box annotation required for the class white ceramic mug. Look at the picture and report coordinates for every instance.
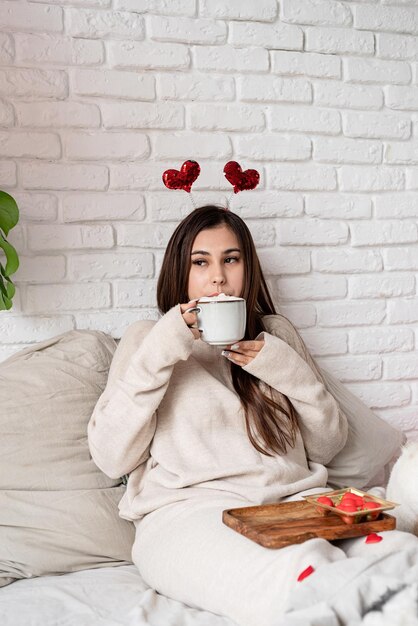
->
[185,297,247,346]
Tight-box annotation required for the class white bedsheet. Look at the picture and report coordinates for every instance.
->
[1,532,418,626]
[0,565,235,626]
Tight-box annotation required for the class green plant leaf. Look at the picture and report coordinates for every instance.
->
[0,231,19,276]
[0,190,19,309]
[4,276,15,299]
[0,276,12,310]
[0,297,12,310]
[0,191,19,237]
[0,274,7,297]
[0,262,16,303]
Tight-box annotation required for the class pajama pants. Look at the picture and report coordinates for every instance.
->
[132,488,418,626]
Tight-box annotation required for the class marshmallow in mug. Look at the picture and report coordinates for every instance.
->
[186,293,246,346]
[198,293,242,302]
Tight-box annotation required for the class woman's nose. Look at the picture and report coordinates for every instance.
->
[211,268,226,285]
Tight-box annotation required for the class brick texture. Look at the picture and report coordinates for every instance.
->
[0,0,417,434]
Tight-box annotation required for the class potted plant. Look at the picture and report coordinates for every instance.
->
[0,190,19,310]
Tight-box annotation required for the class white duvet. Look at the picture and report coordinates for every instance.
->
[1,532,418,626]
[281,538,418,626]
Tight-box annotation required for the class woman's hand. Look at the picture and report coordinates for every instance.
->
[180,299,202,340]
[221,340,265,366]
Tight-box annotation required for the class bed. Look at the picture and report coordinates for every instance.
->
[0,328,414,626]
[2,514,418,626]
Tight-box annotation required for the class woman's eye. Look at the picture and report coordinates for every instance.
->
[192,256,239,267]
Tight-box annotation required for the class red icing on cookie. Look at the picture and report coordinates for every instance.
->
[297,565,315,582]
[365,533,383,544]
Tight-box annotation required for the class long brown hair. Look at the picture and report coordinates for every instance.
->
[157,205,299,456]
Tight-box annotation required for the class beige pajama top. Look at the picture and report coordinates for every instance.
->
[88,304,348,522]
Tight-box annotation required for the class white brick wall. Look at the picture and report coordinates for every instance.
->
[0,0,417,437]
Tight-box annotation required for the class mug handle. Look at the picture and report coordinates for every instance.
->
[184,306,203,333]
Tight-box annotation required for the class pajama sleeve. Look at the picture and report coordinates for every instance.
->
[242,317,348,465]
[88,304,195,479]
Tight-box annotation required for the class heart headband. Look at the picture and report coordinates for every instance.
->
[162,160,260,210]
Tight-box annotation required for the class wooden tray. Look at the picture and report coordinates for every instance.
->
[222,500,396,549]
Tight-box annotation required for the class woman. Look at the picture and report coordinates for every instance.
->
[88,205,351,626]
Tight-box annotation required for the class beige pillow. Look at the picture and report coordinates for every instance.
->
[320,368,405,489]
[262,315,404,490]
[0,330,135,587]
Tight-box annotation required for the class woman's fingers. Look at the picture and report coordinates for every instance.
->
[179,299,198,314]
[180,299,201,340]
[180,300,198,323]
[222,340,265,366]
[227,349,259,359]
[190,327,201,339]
[225,340,264,354]
[182,311,198,326]
[222,350,252,366]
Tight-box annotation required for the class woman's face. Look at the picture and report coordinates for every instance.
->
[187,225,245,300]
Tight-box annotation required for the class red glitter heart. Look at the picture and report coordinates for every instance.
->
[223,161,260,194]
[162,160,200,193]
